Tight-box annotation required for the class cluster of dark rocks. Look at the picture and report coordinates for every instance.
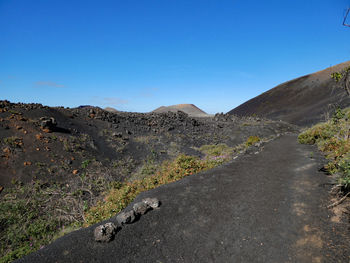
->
[0,100,47,111]
[71,106,206,136]
[94,197,160,243]
[84,107,198,127]
[214,113,238,122]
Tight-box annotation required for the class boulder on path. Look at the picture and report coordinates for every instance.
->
[133,202,150,215]
[94,222,118,242]
[142,197,160,208]
[116,210,136,225]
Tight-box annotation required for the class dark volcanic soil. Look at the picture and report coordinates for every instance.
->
[0,100,297,189]
[18,134,350,263]
[229,61,350,126]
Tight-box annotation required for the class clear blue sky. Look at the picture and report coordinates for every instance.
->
[1,0,349,114]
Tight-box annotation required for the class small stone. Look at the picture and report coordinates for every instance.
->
[112,132,122,138]
[42,128,51,133]
[94,222,117,242]
[133,202,150,215]
[72,169,79,175]
[3,147,10,154]
[142,197,160,208]
[116,210,136,225]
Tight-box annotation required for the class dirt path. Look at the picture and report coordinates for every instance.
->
[19,134,350,262]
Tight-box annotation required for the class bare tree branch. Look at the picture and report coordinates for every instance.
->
[343,8,350,27]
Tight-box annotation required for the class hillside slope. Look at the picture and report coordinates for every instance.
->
[229,61,350,126]
[152,104,209,117]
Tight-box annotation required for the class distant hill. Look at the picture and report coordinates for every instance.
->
[104,107,119,113]
[228,61,350,126]
[152,104,209,117]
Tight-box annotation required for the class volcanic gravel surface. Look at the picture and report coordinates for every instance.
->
[18,134,350,263]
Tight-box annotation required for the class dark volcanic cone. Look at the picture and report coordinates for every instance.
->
[229,61,350,126]
[152,104,209,117]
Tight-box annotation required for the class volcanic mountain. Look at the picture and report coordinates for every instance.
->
[229,61,350,126]
[152,104,209,117]
[104,107,119,113]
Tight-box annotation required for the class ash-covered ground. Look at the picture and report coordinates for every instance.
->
[0,100,298,189]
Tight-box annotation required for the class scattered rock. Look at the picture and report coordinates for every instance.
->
[94,222,117,242]
[112,132,123,138]
[35,134,43,140]
[142,197,160,208]
[116,210,136,225]
[40,117,57,132]
[3,147,10,154]
[133,202,150,215]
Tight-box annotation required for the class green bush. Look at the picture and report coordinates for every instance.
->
[298,123,338,145]
[338,156,350,188]
[298,131,317,144]
[298,107,350,189]
[81,159,91,169]
[332,108,345,124]
[199,143,233,158]
[245,136,260,147]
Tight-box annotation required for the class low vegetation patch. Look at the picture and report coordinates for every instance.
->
[199,143,234,162]
[246,136,261,147]
[298,107,350,189]
[0,182,63,263]
[0,161,115,263]
[3,137,23,148]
